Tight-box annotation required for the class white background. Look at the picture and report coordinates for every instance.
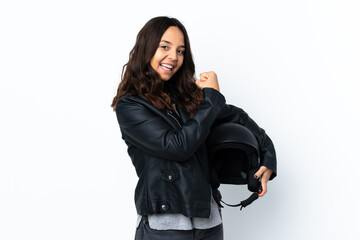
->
[1,0,359,239]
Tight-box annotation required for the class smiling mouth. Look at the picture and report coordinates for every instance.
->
[160,63,174,71]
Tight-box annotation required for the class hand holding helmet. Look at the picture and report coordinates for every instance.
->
[207,122,274,210]
[254,166,273,197]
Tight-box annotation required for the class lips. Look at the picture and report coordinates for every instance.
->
[160,63,174,71]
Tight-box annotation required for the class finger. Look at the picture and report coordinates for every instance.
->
[200,72,209,80]
[262,169,273,182]
[208,71,216,78]
[258,180,267,197]
[254,166,266,179]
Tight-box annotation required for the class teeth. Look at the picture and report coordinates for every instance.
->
[161,64,173,70]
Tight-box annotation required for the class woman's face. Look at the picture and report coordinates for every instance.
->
[150,26,185,81]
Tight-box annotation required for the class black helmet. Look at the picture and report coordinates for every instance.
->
[207,122,262,210]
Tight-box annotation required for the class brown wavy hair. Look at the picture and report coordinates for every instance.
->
[111,16,203,117]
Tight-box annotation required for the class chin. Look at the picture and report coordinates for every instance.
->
[160,75,172,81]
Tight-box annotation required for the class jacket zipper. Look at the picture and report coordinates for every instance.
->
[167,111,182,128]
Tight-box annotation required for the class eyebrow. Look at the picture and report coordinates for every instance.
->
[160,40,185,48]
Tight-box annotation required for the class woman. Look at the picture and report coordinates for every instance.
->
[111,16,276,240]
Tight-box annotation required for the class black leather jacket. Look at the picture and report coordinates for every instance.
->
[115,88,276,218]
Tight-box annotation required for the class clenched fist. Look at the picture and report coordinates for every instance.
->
[196,71,220,91]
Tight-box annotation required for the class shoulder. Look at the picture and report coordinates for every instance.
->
[115,92,165,121]
[116,92,145,111]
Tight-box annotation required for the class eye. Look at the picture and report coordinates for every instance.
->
[160,45,169,50]
[177,49,185,55]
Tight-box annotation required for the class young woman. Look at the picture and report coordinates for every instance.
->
[111,16,277,240]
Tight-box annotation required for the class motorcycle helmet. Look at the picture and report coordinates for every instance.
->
[207,122,262,210]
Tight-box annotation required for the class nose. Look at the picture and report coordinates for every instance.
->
[168,49,178,61]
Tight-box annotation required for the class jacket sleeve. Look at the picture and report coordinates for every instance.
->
[115,88,226,161]
[213,104,277,180]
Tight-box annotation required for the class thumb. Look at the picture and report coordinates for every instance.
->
[195,80,201,87]
[258,179,267,197]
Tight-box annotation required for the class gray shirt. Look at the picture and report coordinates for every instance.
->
[136,194,222,230]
